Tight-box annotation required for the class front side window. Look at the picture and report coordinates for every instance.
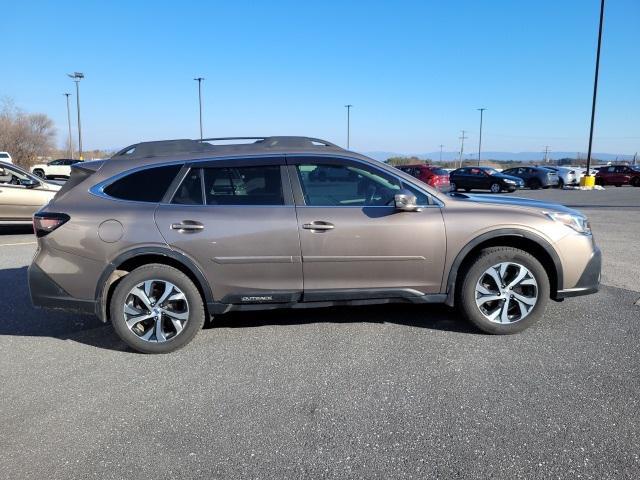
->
[104,165,181,202]
[297,162,432,207]
[172,165,284,206]
[297,163,400,207]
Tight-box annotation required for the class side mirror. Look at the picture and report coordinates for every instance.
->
[394,190,421,212]
[20,178,39,188]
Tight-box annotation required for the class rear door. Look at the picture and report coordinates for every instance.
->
[155,157,303,304]
[288,156,446,299]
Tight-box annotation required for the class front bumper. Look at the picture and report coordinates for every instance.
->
[554,246,601,299]
[28,263,95,314]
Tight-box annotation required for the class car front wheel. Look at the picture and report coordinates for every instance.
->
[490,182,502,193]
[110,264,206,353]
[457,247,550,334]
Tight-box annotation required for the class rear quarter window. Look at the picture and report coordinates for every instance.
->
[104,165,181,202]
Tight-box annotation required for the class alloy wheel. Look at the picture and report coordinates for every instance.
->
[123,280,189,342]
[474,262,538,324]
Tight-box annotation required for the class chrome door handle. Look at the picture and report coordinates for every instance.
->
[171,221,204,232]
[303,221,335,231]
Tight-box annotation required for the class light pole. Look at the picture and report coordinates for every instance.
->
[458,130,468,168]
[477,108,486,166]
[584,0,606,186]
[67,72,84,159]
[439,144,444,162]
[63,93,74,159]
[543,145,550,163]
[194,77,204,140]
[344,104,353,149]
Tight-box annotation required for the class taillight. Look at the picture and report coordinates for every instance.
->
[33,212,70,237]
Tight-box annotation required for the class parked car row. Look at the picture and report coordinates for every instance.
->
[394,163,640,193]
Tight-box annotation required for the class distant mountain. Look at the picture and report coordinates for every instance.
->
[363,151,635,163]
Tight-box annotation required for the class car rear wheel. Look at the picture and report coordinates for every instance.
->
[490,182,502,193]
[449,182,457,192]
[529,179,542,190]
[457,247,550,334]
[110,264,205,353]
[33,169,45,178]
[631,177,640,187]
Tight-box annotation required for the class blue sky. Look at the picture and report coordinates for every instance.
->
[2,0,639,155]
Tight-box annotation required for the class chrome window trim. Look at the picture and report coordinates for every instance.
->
[88,153,445,208]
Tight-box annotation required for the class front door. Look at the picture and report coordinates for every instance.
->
[155,159,303,304]
[288,157,446,300]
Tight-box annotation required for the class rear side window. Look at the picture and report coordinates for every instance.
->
[172,165,284,206]
[204,166,283,205]
[431,168,448,175]
[104,165,181,202]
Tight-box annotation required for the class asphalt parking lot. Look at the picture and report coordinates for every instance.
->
[1,187,639,479]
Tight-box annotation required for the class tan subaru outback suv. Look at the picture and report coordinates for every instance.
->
[29,137,600,353]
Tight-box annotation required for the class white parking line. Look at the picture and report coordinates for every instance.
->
[0,241,37,247]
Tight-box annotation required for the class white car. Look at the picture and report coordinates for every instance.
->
[543,166,579,188]
[31,159,82,179]
[0,152,13,164]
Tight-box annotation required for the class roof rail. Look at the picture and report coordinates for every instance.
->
[111,136,342,160]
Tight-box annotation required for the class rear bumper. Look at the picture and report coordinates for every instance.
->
[554,246,601,299]
[28,262,95,314]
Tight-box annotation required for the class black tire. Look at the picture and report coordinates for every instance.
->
[529,179,542,190]
[33,169,45,178]
[490,182,502,193]
[558,178,564,189]
[464,187,471,192]
[457,247,550,334]
[110,264,206,353]
[631,177,640,187]
[449,182,457,192]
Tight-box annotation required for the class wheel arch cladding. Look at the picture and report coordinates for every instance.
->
[95,247,213,323]
[445,229,562,306]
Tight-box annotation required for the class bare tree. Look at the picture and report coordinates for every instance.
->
[0,98,56,167]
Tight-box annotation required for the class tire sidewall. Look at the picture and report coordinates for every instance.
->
[490,182,501,193]
[459,248,550,334]
[110,264,205,353]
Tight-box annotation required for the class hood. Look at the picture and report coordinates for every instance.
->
[449,192,583,216]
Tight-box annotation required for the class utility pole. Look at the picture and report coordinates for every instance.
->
[458,130,468,168]
[439,144,444,162]
[543,145,550,163]
[344,105,353,149]
[584,0,606,185]
[67,72,84,159]
[633,152,637,166]
[194,77,204,140]
[477,108,486,166]
[63,93,74,160]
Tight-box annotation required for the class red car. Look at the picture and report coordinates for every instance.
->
[595,165,640,187]
[397,164,450,190]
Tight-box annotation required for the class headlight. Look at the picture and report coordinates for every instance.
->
[544,211,591,234]
[503,179,516,184]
